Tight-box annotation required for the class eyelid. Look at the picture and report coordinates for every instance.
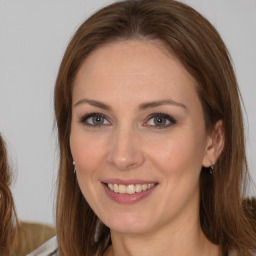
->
[79,112,111,127]
[143,113,176,128]
[78,112,176,128]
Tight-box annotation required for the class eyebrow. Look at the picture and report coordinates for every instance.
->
[74,98,111,110]
[73,98,187,111]
[138,99,187,110]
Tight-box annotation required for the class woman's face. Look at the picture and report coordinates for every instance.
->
[70,40,212,234]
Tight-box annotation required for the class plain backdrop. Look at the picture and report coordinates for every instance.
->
[0,0,255,225]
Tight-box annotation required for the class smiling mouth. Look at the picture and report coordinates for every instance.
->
[107,183,156,194]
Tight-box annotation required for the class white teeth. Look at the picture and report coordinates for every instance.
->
[107,183,155,194]
[142,184,147,191]
[114,184,119,193]
[148,183,154,189]
[108,184,114,190]
[135,184,142,193]
[119,184,126,194]
[127,185,135,194]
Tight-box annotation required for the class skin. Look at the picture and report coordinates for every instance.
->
[70,40,223,256]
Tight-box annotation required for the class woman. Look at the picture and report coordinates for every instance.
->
[0,134,17,255]
[51,0,256,255]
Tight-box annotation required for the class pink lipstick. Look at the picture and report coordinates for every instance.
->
[102,179,158,204]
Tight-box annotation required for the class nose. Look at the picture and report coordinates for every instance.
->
[107,126,145,171]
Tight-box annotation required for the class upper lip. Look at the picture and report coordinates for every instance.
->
[101,178,158,185]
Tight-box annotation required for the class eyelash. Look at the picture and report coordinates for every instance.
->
[144,113,176,129]
[79,112,176,128]
[79,113,110,128]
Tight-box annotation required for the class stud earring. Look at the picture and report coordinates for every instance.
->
[73,161,76,174]
[209,161,215,175]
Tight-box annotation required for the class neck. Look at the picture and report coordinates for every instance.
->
[104,215,220,256]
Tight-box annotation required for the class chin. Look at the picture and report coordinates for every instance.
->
[110,223,151,235]
[103,213,155,235]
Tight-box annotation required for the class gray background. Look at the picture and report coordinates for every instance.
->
[0,0,255,225]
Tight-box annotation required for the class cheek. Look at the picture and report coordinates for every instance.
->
[69,128,106,175]
[145,132,206,216]
[69,130,106,206]
[146,130,206,178]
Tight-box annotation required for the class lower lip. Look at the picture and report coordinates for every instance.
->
[102,183,157,204]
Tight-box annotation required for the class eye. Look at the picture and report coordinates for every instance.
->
[144,113,176,128]
[80,113,110,127]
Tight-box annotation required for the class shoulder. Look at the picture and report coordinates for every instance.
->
[26,236,58,256]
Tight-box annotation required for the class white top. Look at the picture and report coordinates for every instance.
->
[26,236,58,256]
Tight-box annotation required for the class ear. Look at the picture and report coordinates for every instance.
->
[202,120,224,168]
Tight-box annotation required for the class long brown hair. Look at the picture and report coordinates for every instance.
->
[0,135,17,255]
[54,0,256,255]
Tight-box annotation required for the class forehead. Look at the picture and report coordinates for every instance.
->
[73,39,199,107]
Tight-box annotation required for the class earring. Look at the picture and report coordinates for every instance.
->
[209,161,215,175]
[73,161,76,174]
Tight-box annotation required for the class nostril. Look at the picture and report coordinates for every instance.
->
[106,149,145,171]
